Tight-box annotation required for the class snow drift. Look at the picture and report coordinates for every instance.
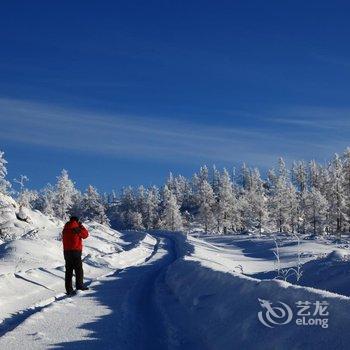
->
[162,233,350,350]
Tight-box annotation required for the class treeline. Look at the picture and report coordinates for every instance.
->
[2,148,350,235]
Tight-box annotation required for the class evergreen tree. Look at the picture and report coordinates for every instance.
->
[54,169,76,220]
[197,179,215,233]
[143,186,160,229]
[81,185,109,225]
[241,168,268,233]
[292,160,308,193]
[305,187,328,235]
[0,151,11,194]
[128,211,144,230]
[161,185,183,231]
[309,160,323,190]
[342,148,350,231]
[327,154,347,234]
[286,183,299,233]
[119,186,138,229]
[40,184,56,216]
[18,189,38,208]
[240,163,252,190]
[215,169,238,234]
[166,174,189,207]
[269,159,293,233]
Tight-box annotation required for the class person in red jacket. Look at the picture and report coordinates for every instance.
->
[62,216,89,295]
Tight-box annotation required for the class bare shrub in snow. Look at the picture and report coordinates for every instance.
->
[273,233,303,282]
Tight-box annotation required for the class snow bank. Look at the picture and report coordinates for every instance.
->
[164,233,350,349]
[324,249,349,262]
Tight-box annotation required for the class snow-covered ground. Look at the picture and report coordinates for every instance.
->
[0,196,158,339]
[2,197,350,349]
[164,233,350,349]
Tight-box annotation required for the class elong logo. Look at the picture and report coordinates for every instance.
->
[258,298,293,328]
[258,298,329,329]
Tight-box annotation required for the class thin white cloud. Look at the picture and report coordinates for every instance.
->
[268,106,350,130]
[0,98,344,167]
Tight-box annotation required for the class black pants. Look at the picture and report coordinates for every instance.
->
[64,250,84,293]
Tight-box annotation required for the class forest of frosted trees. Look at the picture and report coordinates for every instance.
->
[2,148,350,236]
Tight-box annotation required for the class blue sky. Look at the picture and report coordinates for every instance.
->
[1,1,350,192]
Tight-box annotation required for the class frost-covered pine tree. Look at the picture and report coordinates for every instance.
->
[240,163,252,190]
[54,169,76,220]
[136,185,147,225]
[117,186,144,229]
[81,185,109,225]
[0,152,15,238]
[327,154,347,234]
[161,185,183,231]
[309,160,323,190]
[0,151,11,194]
[128,211,144,230]
[215,169,238,234]
[119,186,135,228]
[286,183,299,233]
[18,189,38,209]
[14,175,38,210]
[305,187,328,235]
[143,186,160,229]
[197,179,215,233]
[166,173,189,207]
[241,168,268,233]
[211,165,221,196]
[341,148,350,231]
[268,158,294,233]
[39,184,56,216]
[292,160,308,193]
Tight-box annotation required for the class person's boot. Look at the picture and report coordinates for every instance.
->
[66,290,77,296]
[77,285,89,291]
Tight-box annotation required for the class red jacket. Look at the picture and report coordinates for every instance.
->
[62,220,89,251]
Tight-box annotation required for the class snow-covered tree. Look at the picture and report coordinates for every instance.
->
[215,169,238,234]
[0,151,11,194]
[38,184,56,216]
[211,165,221,195]
[14,144,350,236]
[309,160,323,190]
[13,175,38,210]
[166,173,191,208]
[127,211,144,230]
[327,154,347,234]
[305,187,328,235]
[342,148,350,231]
[54,169,76,220]
[143,186,160,229]
[136,185,148,226]
[292,160,308,193]
[269,159,294,233]
[240,163,252,190]
[241,168,268,233]
[286,183,299,234]
[81,185,109,225]
[161,185,183,231]
[18,189,38,208]
[197,179,215,233]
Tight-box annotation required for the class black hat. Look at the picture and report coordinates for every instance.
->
[70,216,79,222]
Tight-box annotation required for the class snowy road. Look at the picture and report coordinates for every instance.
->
[3,231,350,349]
[0,234,203,350]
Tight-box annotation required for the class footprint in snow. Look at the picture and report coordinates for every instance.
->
[27,331,45,340]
